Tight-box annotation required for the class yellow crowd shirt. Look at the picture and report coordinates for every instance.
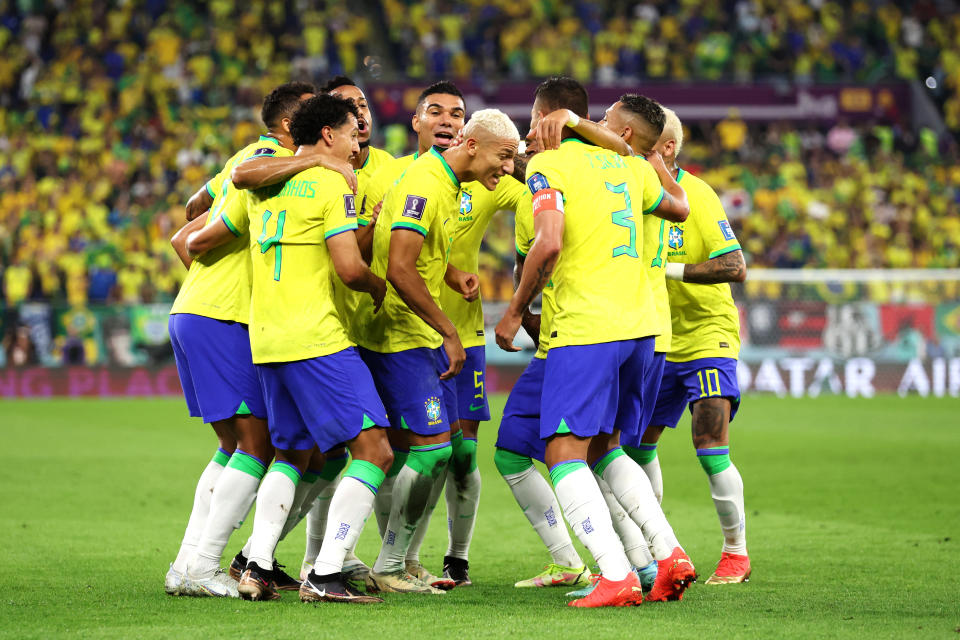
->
[665,168,742,362]
[525,139,660,348]
[170,135,288,323]
[440,175,526,348]
[353,148,459,353]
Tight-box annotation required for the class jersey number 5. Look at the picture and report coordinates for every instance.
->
[605,182,638,258]
[258,209,286,281]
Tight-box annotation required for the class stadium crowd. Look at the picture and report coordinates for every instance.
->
[1,0,959,310]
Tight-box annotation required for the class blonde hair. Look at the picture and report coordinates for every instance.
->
[661,107,684,156]
[463,109,520,142]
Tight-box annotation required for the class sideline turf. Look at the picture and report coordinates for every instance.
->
[2,395,958,639]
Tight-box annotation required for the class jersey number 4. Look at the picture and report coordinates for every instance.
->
[258,209,286,281]
[605,182,638,258]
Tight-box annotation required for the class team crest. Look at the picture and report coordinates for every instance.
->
[459,191,473,215]
[425,396,442,424]
[668,225,684,250]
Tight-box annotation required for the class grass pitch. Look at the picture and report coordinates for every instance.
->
[2,394,959,639]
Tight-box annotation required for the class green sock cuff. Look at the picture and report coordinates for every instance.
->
[451,433,478,474]
[591,447,625,477]
[227,450,267,479]
[344,459,386,495]
[212,448,232,467]
[386,450,408,478]
[407,442,453,477]
[623,444,658,466]
[494,448,534,476]
[549,459,587,486]
[320,453,349,481]
[697,447,732,475]
[270,461,302,485]
[302,469,321,484]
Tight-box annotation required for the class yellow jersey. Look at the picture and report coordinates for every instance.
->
[441,175,526,348]
[170,135,287,323]
[358,152,418,227]
[230,165,359,364]
[353,148,459,353]
[514,189,557,360]
[665,168,742,362]
[525,138,661,348]
[627,156,672,353]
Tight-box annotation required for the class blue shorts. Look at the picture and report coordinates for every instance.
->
[541,337,655,441]
[495,357,546,463]
[256,347,388,452]
[442,345,490,424]
[169,313,266,423]
[620,352,666,448]
[359,347,452,437]
[648,357,741,429]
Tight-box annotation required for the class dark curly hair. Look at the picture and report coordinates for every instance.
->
[534,76,588,118]
[260,81,316,129]
[618,94,665,136]
[290,94,360,146]
[322,75,358,93]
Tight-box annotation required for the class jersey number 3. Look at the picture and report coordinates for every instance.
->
[258,209,286,281]
[605,182,638,258]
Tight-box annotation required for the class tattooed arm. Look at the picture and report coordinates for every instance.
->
[674,249,747,284]
[495,209,562,351]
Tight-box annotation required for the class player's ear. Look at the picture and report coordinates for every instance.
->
[621,125,632,141]
[411,112,421,134]
[281,117,293,135]
[321,125,334,146]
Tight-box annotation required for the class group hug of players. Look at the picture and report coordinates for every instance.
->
[163,74,750,608]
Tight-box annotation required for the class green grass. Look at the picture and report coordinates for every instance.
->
[2,395,959,639]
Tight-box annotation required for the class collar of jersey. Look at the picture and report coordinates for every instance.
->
[676,167,686,183]
[259,134,280,145]
[429,147,460,188]
[560,137,588,146]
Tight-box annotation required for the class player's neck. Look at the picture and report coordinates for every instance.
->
[352,145,370,170]
[268,129,295,152]
[439,145,473,183]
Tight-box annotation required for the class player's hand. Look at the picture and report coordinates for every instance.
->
[440,333,466,380]
[536,109,572,151]
[495,309,523,352]
[369,276,387,313]
[445,265,480,302]
[316,155,358,194]
[369,200,383,226]
[450,129,464,148]
[521,310,541,348]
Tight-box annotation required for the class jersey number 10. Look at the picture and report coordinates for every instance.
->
[258,209,286,281]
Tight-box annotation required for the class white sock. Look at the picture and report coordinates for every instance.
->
[374,474,396,538]
[246,466,299,572]
[600,453,680,561]
[373,465,436,574]
[172,457,225,574]
[404,469,446,564]
[596,474,654,569]
[709,463,747,555]
[276,472,320,542]
[641,457,663,504]
[553,464,631,581]
[502,466,582,568]
[188,456,264,578]
[312,477,377,575]
[445,467,481,560]
[303,479,337,567]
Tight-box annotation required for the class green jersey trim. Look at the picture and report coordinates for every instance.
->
[676,167,686,183]
[357,219,370,227]
[430,147,460,188]
[391,220,428,237]
[324,223,358,239]
[515,241,528,257]
[205,181,216,198]
[220,213,241,237]
[643,187,665,214]
[259,134,280,145]
[708,243,742,259]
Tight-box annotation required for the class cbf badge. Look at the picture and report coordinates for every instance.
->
[668,225,684,249]
[459,191,473,215]
[425,396,442,425]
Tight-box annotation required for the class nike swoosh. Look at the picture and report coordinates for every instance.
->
[468,403,484,411]
[316,588,326,597]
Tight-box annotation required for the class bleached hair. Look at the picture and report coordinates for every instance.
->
[462,109,520,142]
[661,107,683,156]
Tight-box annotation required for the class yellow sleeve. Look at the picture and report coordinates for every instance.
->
[695,181,741,259]
[636,158,665,214]
[494,175,526,211]
[360,164,394,227]
[525,153,567,197]
[218,189,250,236]
[514,191,534,256]
[323,179,360,240]
[389,179,432,237]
